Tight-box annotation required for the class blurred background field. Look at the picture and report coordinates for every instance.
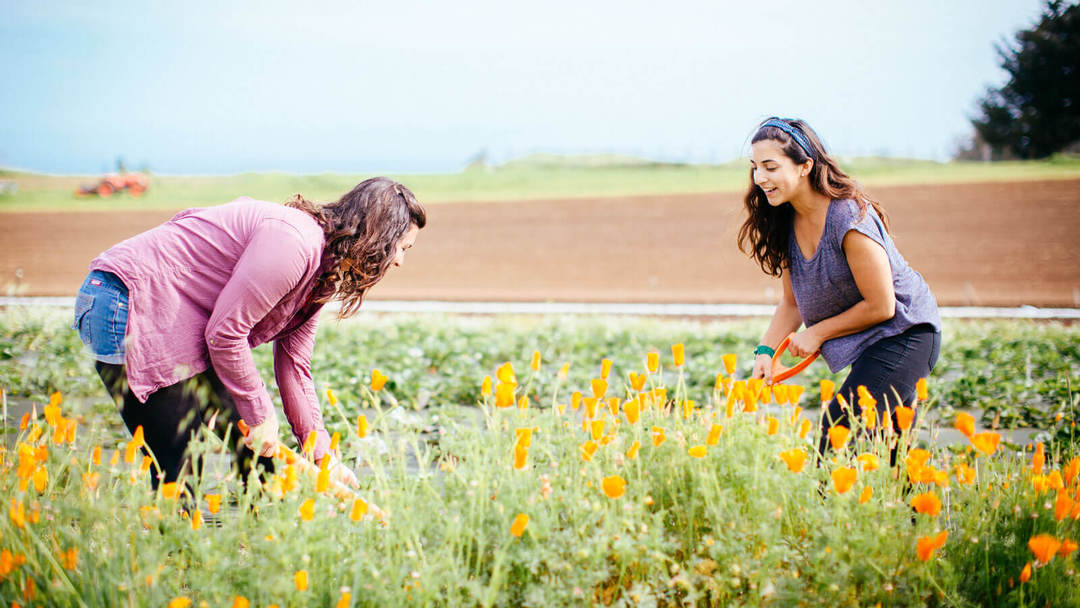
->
[3,154,1080,212]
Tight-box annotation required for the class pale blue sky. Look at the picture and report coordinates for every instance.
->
[0,0,1048,174]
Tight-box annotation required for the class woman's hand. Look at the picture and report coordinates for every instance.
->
[787,328,824,359]
[243,416,280,458]
[327,454,359,489]
[751,353,774,385]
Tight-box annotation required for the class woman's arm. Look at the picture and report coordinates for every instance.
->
[787,229,895,358]
[751,271,804,383]
[273,311,330,462]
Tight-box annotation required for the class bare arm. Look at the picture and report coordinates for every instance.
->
[786,229,896,358]
[751,271,804,382]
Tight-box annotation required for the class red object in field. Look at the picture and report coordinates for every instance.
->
[770,333,820,384]
[75,173,149,198]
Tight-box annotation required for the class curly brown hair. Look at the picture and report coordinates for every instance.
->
[736,117,889,277]
[287,177,426,318]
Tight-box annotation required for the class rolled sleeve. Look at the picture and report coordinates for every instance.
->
[204,220,316,426]
[274,309,331,461]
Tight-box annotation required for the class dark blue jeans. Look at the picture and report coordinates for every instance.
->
[73,270,129,364]
[817,323,941,461]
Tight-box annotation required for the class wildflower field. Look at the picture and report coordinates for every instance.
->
[1,310,1078,607]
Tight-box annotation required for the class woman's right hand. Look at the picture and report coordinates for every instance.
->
[243,416,280,458]
[752,353,773,385]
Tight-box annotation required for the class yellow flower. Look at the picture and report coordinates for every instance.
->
[530,350,542,371]
[480,375,492,397]
[607,397,621,417]
[626,440,641,460]
[60,547,78,571]
[191,509,203,531]
[646,352,659,374]
[911,492,942,516]
[342,497,366,522]
[859,486,873,504]
[302,431,317,456]
[954,412,975,438]
[651,426,666,447]
[370,369,388,391]
[336,592,352,608]
[688,445,707,459]
[1059,539,1078,558]
[1029,534,1061,564]
[83,472,100,491]
[722,353,737,375]
[971,432,1001,456]
[798,419,812,439]
[861,406,877,430]
[513,444,529,470]
[672,343,685,367]
[788,385,805,404]
[954,463,976,485]
[329,431,341,451]
[326,388,338,406]
[1055,491,1075,521]
[1032,442,1045,475]
[820,379,835,403]
[161,482,179,500]
[495,382,515,408]
[510,513,529,537]
[496,362,516,384]
[590,419,606,441]
[571,391,582,410]
[294,569,309,592]
[602,475,626,499]
[706,424,723,446]
[357,415,369,438]
[580,441,598,462]
[298,498,315,522]
[600,358,613,379]
[766,417,779,435]
[828,426,850,451]
[558,363,570,379]
[317,467,330,493]
[629,372,647,392]
[624,397,641,424]
[206,494,221,514]
[169,598,192,608]
[831,467,857,494]
[857,453,880,472]
[233,597,250,608]
[591,378,608,399]
[778,449,807,473]
[1019,561,1032,583]
[916,377,928,401]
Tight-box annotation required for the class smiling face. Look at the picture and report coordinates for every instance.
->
[391,223,420,268]
[750,139,813,206]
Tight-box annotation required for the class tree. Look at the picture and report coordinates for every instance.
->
[971,0,1080,159]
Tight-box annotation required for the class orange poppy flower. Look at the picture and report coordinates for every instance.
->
[857,453,880,472]
[1032,442,1045,475]
[558,362,570,379]
[302,431,317,456]
[514,427,533,449]
[513,444,529,470]
[495,382,515,408]
[510,513,529,537]
[778,449,807,473]
[191,509,203,531]
[646,352,659,374]
[788,385,805,404]
[607,397,621,417]
[759,385,772,404]
[1059,539,1078,557]
[1019,561,1032,583]
[233,597,250,608]
[688,445,707,459]
[82,472,100,491]
[583,397,599,419]
[298,498,315,522]
[954,463,976,485]
[911,492,942,516]
[1055,491,1074,521]
[626,440,641,460]
[828,426,850,451]
[682,399,696,420]
[651,427,666,447]
[894,406,915,431]
[329,432,340,451]
[570,391,582,410]
[590,419,606,441]
[954,412,975,439]
[602,475,626,499]
[766,417,779,436]
[480,376,492,397]
[357,415,369,438]
[971,432,1002,456]
[1064,457,1080,488]
[530,350,541,371]
[831,467,857,494]
[859,486,873,504]
[773,384,789,405]
[517,395,529,410]
[629,372,647,392]
[671,343,685,367]
[161,482,179,500]
[861,406,877,430]
[370,369,388,391]
[580,441,598,462]
[743,392,758,414]
[706,424,724,446]
[916,530,948,561]
[597,358,612,379]
[168,598,191,608]
[1029,534,1061,564]
[206,494,222,514]
[820,379,835,403]
[350,498,368,521]
[591,378,608,399]
[798,419,812,439]
[294,569,308,592]
[624,397,640,424]
[496,362,516,384]
[722,353,737,375]
[916,378,928,401]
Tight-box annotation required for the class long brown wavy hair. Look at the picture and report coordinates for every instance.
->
[287,177,426,318]
[736,117,890,277]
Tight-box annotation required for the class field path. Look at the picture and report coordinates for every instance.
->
[2,179,1078,307]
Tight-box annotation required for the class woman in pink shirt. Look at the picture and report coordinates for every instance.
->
[73,177,425,491]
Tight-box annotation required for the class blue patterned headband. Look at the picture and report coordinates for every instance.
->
[760,119,815,159]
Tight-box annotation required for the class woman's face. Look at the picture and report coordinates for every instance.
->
[391,223,420,268]
[750,139,812,206]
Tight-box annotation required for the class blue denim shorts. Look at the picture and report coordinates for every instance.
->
[73,270,130,364]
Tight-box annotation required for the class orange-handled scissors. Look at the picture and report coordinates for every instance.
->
[770,333,820,384]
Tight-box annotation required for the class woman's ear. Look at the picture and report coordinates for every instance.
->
[800,159,814,178]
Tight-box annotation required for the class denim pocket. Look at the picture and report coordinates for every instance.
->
[73,291,94,346]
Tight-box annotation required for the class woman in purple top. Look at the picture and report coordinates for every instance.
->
[737,117,941,459]
[73,177,425,490]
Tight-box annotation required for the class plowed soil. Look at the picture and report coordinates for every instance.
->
[2,180,1078,307]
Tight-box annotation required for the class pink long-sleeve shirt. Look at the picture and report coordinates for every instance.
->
[90,198,333,460]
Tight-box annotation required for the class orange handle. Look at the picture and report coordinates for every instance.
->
[770,334,820,384]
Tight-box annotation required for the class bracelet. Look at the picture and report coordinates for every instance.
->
[754,344,776,357]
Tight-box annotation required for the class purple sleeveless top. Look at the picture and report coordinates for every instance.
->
[788,199,941,372]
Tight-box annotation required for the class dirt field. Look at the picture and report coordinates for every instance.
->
[2,180,1078,307]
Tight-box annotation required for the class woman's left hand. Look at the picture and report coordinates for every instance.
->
[787,328,824,359]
